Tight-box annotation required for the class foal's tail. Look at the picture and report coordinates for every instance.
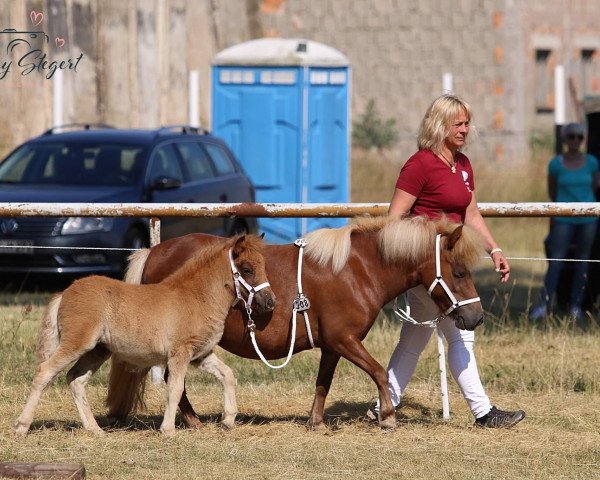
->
[36,293,62,364]
[106,247,152,419]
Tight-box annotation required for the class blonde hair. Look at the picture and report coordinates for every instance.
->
[417,94,474,153]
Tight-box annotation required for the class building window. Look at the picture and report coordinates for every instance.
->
[535,49,554,113]
[581,49,597,96]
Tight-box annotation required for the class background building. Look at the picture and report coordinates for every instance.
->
[0,0,598,166]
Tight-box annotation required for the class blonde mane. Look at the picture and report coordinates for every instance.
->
[304,216,483,274]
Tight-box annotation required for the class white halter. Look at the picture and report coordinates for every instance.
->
[229,247,271,315]
[245,238,315,370]
[395,233,481,327]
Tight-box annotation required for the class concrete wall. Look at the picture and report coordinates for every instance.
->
[0,0,598,164]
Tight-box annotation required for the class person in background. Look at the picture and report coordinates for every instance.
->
[529,122,599,320]
[371,93,525,428]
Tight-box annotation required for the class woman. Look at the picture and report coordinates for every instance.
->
[372,93,525,428]
[529,122,599,320]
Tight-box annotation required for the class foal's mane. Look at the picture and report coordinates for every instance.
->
[164,234,265,283]
[304,215,483,274]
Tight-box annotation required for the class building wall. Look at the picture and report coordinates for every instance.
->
[0,0,598,164]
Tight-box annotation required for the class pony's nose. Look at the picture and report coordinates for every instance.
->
[259,291,276,312]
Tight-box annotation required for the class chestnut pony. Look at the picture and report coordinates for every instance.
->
[108,216,484,430]
[15,235,274,436]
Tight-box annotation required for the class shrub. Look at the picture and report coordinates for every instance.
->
[352,99,399,150]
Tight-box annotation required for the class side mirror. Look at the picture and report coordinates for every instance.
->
[151,176,182,190]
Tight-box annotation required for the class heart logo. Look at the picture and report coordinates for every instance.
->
[55,36,65,48]
[30,10,43,26]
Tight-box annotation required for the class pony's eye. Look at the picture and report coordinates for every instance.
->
[241,267,254,276]
[453,270,465,279]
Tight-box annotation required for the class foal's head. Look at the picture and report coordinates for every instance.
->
[230,235,276,313]
[419,224,484,331]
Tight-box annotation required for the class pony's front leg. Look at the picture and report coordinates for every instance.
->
[160,354,191,436]
[196,352,238,429]
[307,349,340,430]
[66,346,111,435]
[334,337,396,430]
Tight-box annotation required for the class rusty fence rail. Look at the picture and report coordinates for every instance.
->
[0,202,599,250]
[1,202,600,218]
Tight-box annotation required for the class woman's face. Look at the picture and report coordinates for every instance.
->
[565,131,584,150]
[445,108,470,150]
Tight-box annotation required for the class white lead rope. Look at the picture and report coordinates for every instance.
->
[246,238,315,369]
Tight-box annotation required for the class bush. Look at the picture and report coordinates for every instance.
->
[352,99,399,150]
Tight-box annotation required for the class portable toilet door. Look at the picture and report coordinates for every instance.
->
[212,38,350,243]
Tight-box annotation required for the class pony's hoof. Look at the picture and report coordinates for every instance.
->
[14,423,29,436]
[306,421,327,432]
[160,426,177,436]
[220,416,236,430]
[182,415,203,430]
[379,417,397,431]
[89,427,106,436]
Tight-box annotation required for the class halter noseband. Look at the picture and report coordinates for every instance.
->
[229,247,271,315]
[427,234,480,315]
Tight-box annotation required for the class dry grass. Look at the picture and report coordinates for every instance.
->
[1,309,600,480]
[3,143,600,479]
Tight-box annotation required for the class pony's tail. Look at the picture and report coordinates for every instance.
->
[106,247,152,419]
[123,248,151,284]
[36,293,62,364]
[106,359,149,419]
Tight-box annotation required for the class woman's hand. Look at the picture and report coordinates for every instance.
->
[491,249,510,283]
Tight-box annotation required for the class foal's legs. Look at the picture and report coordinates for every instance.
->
[307,349,340,430]
[66,346,111,435]
[161,352,192,435]
[15,346,83,435]
[194,352,238,429]
[332,337,396,429]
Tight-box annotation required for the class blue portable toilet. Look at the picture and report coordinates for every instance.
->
[212,38,350,243]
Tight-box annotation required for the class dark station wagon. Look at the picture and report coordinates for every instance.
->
[0,124,257,277]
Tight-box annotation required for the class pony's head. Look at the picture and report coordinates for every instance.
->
[418,222,484,331]
[230,234,276,313]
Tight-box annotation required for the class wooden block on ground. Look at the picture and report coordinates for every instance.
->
[0,462,85,479]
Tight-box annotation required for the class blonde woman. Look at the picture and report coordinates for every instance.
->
[372,94,525,428]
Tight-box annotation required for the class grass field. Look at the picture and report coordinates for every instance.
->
[2,143,600,479]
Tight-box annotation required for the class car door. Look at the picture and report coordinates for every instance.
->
[146,142,189,239]
[172,140,225,235]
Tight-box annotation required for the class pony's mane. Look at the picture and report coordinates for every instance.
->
[304,215,483,274]
[166,234,265,282]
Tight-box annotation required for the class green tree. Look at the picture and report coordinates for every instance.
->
[352,99,399,150]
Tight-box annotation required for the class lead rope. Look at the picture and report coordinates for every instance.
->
[246,238,315,369]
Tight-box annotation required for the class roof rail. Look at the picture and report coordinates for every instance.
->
[155,125,210,137]
[42,123,116,135]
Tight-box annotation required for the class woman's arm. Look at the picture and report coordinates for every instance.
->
[388,188,417,218]
[464,193,510,283]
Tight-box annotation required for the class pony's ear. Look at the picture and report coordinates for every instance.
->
[259,232,266,240]
[447,225,463,250]
[232,235,247,258]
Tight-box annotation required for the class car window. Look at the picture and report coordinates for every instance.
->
[148,144,184,183]
[174,142,215,182]
[204,143,236,175]
[0,143,144,186]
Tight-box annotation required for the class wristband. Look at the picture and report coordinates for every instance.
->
[489,248,503,256]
